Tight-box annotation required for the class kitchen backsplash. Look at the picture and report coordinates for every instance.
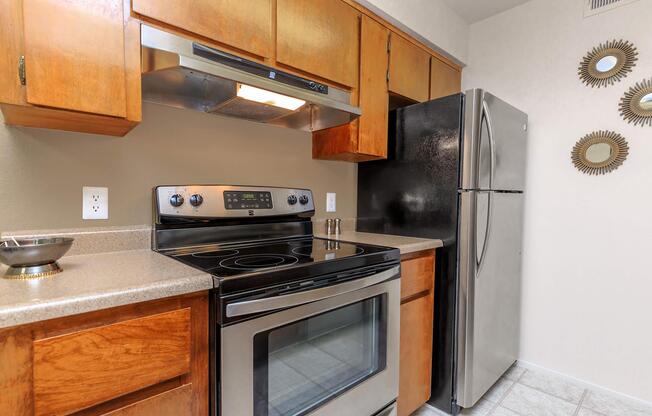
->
[0,103,357,232]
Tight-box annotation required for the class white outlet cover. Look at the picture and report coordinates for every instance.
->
[326,192,336,212]
[83,187,108,220]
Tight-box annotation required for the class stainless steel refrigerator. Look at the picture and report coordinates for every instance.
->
[357,89,527,413]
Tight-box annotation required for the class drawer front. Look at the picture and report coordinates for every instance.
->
[102,384,193,416]
[400,253,435,301]
[33,308,191,416]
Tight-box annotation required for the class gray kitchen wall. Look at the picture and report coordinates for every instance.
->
[0,103,357,231]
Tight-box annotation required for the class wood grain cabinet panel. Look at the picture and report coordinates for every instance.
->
[400,253,435,301]
[312,15,388,161]
[276,0,360,87]
[430,56,462,100]
[22,0,127,117]
[101,384,193,416]
[397,250,436,416]
[398,291,435,416]
[0,0,140,136]
[132,0,273,58]
[33,308,191,416]
[388,33,430,102]
[357,15,389,158]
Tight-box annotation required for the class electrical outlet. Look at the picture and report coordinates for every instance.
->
[326,192,336,212]
[83,187,108,220]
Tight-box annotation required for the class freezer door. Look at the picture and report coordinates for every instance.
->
[456,191,523,409]
[461,90,528,192]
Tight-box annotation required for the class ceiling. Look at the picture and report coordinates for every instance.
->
[441,0,532,23]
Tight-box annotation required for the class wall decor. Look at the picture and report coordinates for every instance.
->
[571,130,629,175]
[578,39,638,88]
[619,77,652,126]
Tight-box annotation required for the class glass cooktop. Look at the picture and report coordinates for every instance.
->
[172,237,386,278]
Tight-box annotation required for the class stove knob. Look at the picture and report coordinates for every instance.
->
[287,195,298,205]
[169,194,184,207]
[299,195,309,205]
[189,194,203,207]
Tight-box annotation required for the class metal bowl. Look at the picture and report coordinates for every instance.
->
[0,237,74,279]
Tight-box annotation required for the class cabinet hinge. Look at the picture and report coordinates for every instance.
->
[18,56,26,85]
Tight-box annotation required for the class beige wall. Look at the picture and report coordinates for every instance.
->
[0,103,357,232]
[464,0,652,402]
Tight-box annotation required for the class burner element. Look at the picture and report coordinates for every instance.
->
[218,254,299,271]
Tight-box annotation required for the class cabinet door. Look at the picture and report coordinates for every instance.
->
[101,384,193,416]
[388,33,430,102]
[132,0,272,58]
[357,15,389,158]
[398,294,435,416]
[430,56,461,100]
[22,0,127,117]
[33,309,191,416]
[277,0,359,87]
[397,251,435,416]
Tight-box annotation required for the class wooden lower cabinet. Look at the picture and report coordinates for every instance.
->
[101,384,193,416]
[398,250,436,416]
[0,292,208,416]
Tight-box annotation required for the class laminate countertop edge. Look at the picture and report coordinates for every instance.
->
[0,249,213,329]
[314,231,443,255]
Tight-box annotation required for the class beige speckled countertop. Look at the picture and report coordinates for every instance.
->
[315,231,443,254]
[0,226,441,330]
[0,250,213,329]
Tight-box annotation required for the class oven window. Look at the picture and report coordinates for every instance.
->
[253,294,387,416]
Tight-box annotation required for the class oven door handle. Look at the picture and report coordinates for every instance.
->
[225,265,400,318]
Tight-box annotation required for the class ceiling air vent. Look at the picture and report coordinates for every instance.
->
[584,0,640,17]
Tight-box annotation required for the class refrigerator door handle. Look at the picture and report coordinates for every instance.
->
[476,191,493,276]
[482,100,496,190]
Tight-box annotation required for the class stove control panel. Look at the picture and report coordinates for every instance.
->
[156,185,314,219]
[224,191,272,210]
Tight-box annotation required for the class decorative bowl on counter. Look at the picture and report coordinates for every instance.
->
[0,237,74,279]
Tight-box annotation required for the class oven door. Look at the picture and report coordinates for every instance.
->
[220,266,400,416]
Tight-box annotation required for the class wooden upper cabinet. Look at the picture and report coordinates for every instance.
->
[430,56,462,100]
[132,0,273,58]
[388,33,430,102]
[23,0,127,117]
[0,0,140,136]
[357,16,389,158]
[276,0,359,87]
[312,15,388,161]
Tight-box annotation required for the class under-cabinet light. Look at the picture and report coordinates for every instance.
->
[236,84,305,111]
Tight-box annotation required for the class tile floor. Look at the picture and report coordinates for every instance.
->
[413,364,652,416]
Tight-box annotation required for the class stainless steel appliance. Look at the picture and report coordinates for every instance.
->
[0,237,73,279]
[141,26,361,131]
[357,89,527,413]
[153,185,400,416]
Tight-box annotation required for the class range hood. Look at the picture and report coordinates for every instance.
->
[141,25,361,131]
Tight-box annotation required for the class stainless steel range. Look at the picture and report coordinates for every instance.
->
[152,185,401,416]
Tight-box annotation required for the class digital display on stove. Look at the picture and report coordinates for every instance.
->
[224,191,273,210]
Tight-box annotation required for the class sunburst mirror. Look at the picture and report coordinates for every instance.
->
[619,78,652,126]
[571,131,629,175]
[578,39,638,88]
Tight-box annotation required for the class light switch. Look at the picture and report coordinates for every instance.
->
[326,193,336,212]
